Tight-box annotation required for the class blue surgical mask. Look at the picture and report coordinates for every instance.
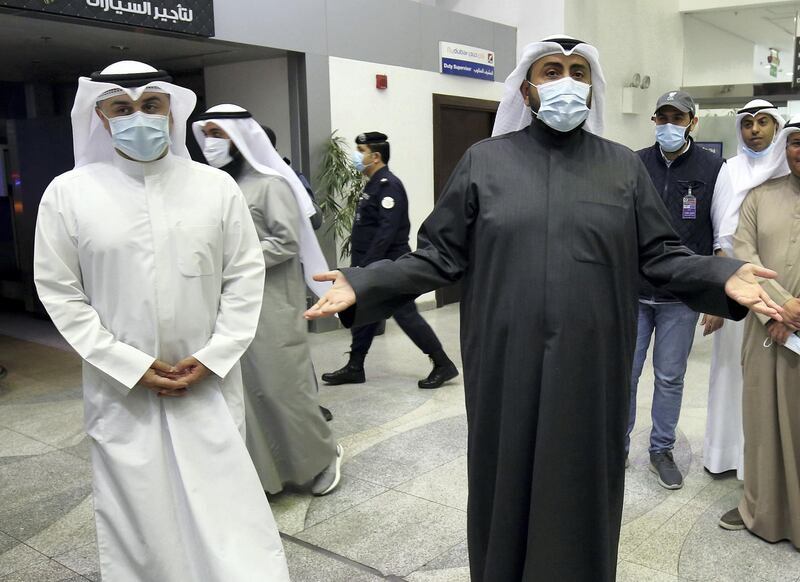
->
[106,111,171,162]
[655,123,689,153]
[530,77,591,132]
[742,143,772,159]
[352,150,373,173]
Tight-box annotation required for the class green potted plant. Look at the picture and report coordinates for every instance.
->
[317,131,365,262]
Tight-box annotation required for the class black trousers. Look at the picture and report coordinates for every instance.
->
[350,300,442,356]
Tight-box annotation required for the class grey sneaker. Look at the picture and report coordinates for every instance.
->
[719,507,746,531]
[311,444,343,496]
[649,451,683,489]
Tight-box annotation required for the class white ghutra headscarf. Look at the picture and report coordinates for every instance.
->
[733,99,785,156]
[192,104,330,298]
[492,35,606,137]
[717,99,789,250]
[71,60,196,167]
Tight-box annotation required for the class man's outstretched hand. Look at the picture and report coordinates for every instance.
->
[304,271,356,320]
[725,264,783,321]
[303,264,782,323]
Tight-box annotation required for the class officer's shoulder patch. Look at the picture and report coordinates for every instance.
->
[381,196,395,209]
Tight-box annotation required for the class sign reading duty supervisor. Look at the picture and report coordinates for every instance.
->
[0,0,214,37]
[439,41,494,81]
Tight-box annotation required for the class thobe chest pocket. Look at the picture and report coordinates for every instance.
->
[572,200,627,266]
[175,225,220,277]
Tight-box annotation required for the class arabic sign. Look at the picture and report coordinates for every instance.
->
[0,0,214,37]
[795,37,800,88]
[439,41,495,81]
[794,11,800,88]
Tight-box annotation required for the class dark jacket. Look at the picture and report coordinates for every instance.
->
[350,166,411,267]
[637,139,725,301]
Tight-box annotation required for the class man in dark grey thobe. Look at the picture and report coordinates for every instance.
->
[305,36,782,582]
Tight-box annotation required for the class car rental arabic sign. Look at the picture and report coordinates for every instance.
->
[439,41,495,81]
[0,0,214,37]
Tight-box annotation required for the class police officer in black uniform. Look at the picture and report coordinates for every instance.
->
[322,132,459,389]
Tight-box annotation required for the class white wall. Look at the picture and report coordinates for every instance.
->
[423,0,566,55]
[328,56,504,302]
[565,0,685,150]
[682,16,757,87]
[204,57,293,158]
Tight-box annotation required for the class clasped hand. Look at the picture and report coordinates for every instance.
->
[767,320,795,346]
[139,356,210,398]
[780,298,800,330]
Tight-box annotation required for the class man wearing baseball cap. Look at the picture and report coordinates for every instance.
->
[625,90,734,489]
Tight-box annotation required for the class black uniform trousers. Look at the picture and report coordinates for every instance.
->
[350,299,442,356]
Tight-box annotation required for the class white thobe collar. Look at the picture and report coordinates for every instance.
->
[111,149,176,179]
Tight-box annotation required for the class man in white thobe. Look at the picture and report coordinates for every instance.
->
[704,99,788,478]
[33,61,291,582]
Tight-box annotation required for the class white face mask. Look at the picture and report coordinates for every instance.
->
[530,77,592,132]
[203,137,233,168]
[106,111,171,162]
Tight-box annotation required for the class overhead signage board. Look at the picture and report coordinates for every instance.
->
[0,0,214,37]
[794,13,800,88]
[439,41,495,81]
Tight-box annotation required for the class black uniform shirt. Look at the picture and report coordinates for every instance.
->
[350,166,412,267]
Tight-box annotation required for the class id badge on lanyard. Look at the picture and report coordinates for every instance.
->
[682,186,697,220]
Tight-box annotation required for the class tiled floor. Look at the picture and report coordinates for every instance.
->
[0,306,798,581]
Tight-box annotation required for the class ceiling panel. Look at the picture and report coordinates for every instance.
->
[690,4,798,51]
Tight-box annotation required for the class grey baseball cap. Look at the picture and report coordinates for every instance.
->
[654,90,695,116]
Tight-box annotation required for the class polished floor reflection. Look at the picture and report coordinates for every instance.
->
[0,306,798,581]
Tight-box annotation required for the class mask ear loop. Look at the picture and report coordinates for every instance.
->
[764,337,774,348]
[526,80,541,116]
[684,121,693,141]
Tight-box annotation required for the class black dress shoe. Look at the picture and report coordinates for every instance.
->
[319,406,333,422]
[418,362,459,389]
[321,364,365,385]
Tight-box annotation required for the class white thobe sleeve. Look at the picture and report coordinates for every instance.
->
[192,180,266,379]
[711,163,734,252]
[34,182,156,391]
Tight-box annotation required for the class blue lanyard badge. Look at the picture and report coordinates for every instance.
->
[682,186,697,220]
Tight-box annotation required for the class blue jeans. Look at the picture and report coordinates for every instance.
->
[626,301,700,453]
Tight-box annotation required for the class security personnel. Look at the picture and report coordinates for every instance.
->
[322,131,459,389]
